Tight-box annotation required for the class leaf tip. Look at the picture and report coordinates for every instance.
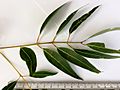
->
[78,77,84,81]
[95,5,101,9]
[96,70,101,74]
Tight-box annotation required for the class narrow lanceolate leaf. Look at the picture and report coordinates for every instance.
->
[43,48,83,80]
[39,2,68,35]
[87,27,120,39]
[31,71,57,78]
[2,81,17,90]
[57,47,100,73]
[74,49,120,59]
[87,42,105,47]
[56,9,79,35]
[69,6,100,34]
[20,47,37,76]
[87,44,120,54]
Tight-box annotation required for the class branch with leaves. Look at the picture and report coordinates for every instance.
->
[2,2,120,90]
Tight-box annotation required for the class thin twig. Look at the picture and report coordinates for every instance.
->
[66,34,73,48]
[20,76,32,90]
[67,34,70,42]
[0,52,22,76]
[37,44,43,49]
[67,43,73,49]
[0,51,32,90]
[52,41,57,48]
[0,41,83,49]
[36,33,41,43]
[52,34,57,42]
[81,38,89,44]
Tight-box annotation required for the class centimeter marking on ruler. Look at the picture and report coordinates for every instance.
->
[15,82,120,89]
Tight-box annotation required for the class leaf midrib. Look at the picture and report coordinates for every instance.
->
[34,73,53,76]
[44,50,75,76]
[59,10,77,30]
[89,45,120,53]
[59,48,97,72]
[70,13,88,32]
[75,49,118,58]
[77,50,103,57]
[21,49,33,73]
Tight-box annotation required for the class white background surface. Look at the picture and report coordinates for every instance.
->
[0,0,120,89]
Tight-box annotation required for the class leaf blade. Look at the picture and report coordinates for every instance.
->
[40,2,68,35]
[56,9,79,35]
[32,71,57,78]
[88,27,120,39]
[43,48,83,80]
[87,44,120,54]
[20,47,37,76]
[57,47,100,73]
[74,49,120,59]
[2,81,17,90]
[69,6,100,34]
[87,42,105,47]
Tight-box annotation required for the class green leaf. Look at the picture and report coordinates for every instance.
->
[88,27,120,39]
[20,47,37,76]
[87,44,120,54]
[39,2,68,35]
[87,42,105,47]
[74,49,120,59]
[31,71,57,78]
[56,9,79,35]
[2,81,17,90]
[43,48,83,80]
[57,47,100,73]
[69,6,100,34]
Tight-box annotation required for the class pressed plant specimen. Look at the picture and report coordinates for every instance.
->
[1,1,120,90]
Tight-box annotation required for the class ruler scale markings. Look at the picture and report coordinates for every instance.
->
[15,82,120,89]
[71,83,78,89]
[118,83,120,88]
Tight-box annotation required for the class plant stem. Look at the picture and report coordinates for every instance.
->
[0,52,22,76]
[21,77,32,90]
[81,38,89,44]
[0,41,83,49]
[67,34,70,42]
[37,44,43,49]
[52,41,57,48]
[0,43,37,49]
[52,34,57,42]
[0,51,32,90]
[36,33,41,43]
[67,43,73,49]
[66,34,73,48]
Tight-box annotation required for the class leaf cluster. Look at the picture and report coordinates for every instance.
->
[2,2,120,89]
